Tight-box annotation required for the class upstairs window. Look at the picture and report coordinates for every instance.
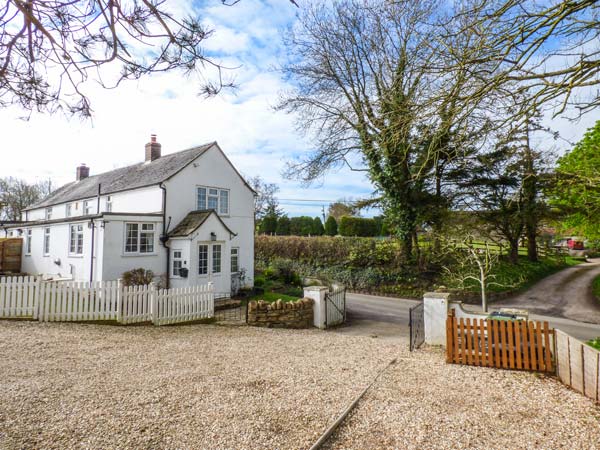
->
[104,196,112,212]
[65,203,72,217]
[197,186,229,215]
[45,207,52,220]
[69,224,83,255]
[43,228,51,255]
[83,200,93,215]
[125,223,155,254]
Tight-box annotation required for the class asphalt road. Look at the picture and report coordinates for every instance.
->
[492,258,600,324]
[345,292,600,342]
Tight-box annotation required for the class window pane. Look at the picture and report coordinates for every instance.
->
[197,187,206,210]
[212,244,221,274]
[231,248,239,273]
[198,245,208,275]
[140,231,154,253]
[44,228,50,254]
[219,190,229,214]
[207,194,218,210]
[125,223,138,252]
[209,188,218,196]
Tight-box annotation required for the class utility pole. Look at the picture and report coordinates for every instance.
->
[321,205,326,223]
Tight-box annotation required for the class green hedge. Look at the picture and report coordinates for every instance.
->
[255,235,402,267]
[338,216,380,237]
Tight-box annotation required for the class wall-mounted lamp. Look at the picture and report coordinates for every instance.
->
[210,232,217,241]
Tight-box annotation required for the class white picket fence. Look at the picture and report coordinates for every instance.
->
[0,276,214,326]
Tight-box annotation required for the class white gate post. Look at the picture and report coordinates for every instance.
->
[303,286,328,329]
[423,292,450,346]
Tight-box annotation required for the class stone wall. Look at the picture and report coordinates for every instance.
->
[247,298,314,329]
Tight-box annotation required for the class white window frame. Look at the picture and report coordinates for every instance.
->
[83,200,93,215]
[172,250,183,277]
[45,207,52,220]
[25,229,32,255]
[212,244,222,274]
[124,222,156,255]
[231,247,239,273]
[43,227,51,256]
[69,224,84,255]
[198,244,209,275]
[104,196,112,212]
[65,203,72,217]
[196,186,230,215]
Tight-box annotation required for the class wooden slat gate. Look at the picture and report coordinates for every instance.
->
[446,311,554,373]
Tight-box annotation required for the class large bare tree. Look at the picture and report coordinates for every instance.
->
[278,0,496,260]
[1,0,295,118]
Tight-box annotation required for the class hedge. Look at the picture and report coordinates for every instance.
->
[338,216,380,237]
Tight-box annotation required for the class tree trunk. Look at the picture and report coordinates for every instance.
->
[526,226,538,262]
[522,123,539,262]
[509,238,520,264]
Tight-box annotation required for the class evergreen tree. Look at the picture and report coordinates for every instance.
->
[312,217,325,236]
[276,216,291,236]
[324,216,338,236]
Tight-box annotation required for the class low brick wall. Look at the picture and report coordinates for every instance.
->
[247,298,313,329]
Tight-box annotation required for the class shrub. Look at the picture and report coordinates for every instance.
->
[122,268,154,287]
[289,216,315,236]
[338,216,379,237]
[276,216,291,235]
[254,276,266,287]
[312,217,325,236]
[325,216,338,236]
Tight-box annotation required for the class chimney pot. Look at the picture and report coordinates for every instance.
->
[145,134,161,162]
[76,164,90,181]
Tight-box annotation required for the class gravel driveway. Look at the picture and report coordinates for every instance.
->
[1,321,599,449]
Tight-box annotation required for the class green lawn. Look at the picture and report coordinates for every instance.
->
[247,276,303,303]
[587,337,600,351]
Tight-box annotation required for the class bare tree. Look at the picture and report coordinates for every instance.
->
[0,177,51,220]
[246,175,280,220]
[278,0,497,260]
[442,236,515,312]
[1,0,295,118]
[458,0,600,117]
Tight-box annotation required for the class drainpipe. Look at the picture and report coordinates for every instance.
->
[89,184,101,283]
[159,183,170,288]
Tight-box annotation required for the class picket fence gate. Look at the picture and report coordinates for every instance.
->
[0,276,214,325]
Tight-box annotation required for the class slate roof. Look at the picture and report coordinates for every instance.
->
[26,143,216,210]
[169,210,236,238]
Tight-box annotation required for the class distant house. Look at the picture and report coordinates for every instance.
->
[1,136,255,295]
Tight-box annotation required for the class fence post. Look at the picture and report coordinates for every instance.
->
[207,282,214,317]
[33,276,41,320]
[116,278,122,323]
[303,286,328,329]
[151,283,158,325]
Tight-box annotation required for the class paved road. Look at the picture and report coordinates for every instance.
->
[492,258,600,324]
[345,292,600,342]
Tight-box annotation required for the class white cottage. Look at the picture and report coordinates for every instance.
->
[1,136,256,296]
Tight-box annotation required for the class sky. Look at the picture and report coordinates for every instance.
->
[0,0,597,218]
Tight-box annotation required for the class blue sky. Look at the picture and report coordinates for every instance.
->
[0,0,595,218]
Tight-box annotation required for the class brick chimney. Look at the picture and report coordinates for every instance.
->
[76,164,89,181]
[145,134,161,162]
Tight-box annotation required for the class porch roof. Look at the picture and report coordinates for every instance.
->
[168,210,236,238]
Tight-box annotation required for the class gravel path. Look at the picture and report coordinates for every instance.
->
[1,321,599,449]
[0,320,398,449]
[325,346,600,450]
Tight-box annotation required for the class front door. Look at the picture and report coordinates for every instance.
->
[197,242,228,297]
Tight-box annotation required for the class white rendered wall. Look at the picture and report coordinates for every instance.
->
[164,144,255,286]
[25,185,163,221]
[100,216,165,282]
[11,220,95,281]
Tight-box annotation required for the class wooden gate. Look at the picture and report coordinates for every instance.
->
[0,238,22,274]
[446,311,554,373]
[325,286,346,328]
